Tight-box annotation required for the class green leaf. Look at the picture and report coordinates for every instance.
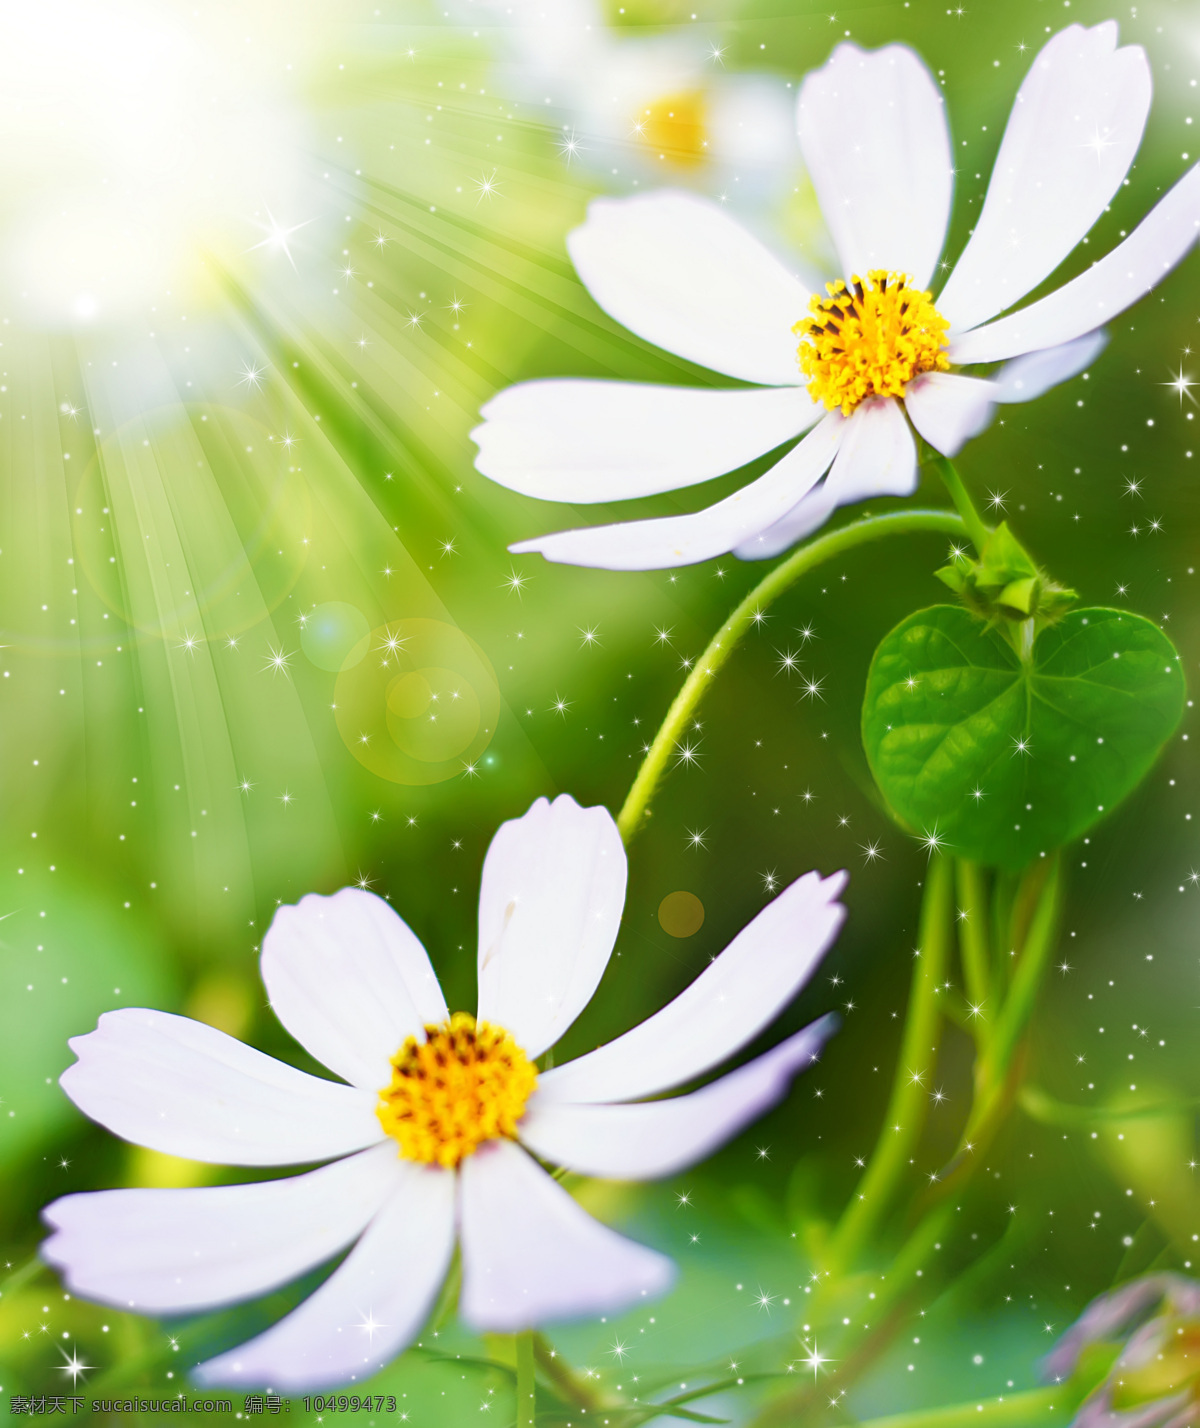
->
[862,606,1185,868]
[0,867,176,1164]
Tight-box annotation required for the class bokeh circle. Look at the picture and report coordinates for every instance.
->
[334,618,500,785]
[658,891,705,938]
[302,601,370,672]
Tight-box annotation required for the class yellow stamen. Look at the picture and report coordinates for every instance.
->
[376,1012,537,1169]
[794,270,950,417]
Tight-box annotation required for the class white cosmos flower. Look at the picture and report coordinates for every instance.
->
[448,0,799,205]
[473,22,1200,570]
[42,795,845,1392]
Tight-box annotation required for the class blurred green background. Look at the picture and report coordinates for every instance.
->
[1,0,1199,1420]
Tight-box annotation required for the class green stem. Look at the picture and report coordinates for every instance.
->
[516,1330,537,1427]
[928,455,990,552]
[0,1254,46,1296]
[822,854,953,1276]
[750,1204,955,1428]
[974,857,1060,1121]
[956,860,991,1039]
[616,509,967,845]
[533,1334,610,1411]
[932,856,1061,1193]
[854,1384,1071,1428]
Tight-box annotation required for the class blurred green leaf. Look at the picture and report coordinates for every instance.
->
[862,606,1184,867]
[0,867,176,1164]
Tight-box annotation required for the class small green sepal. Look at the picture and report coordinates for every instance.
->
[935,522,1076,636]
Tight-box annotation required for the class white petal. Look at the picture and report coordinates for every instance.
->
[476,795,625,1059]
[938,24,1150,334]
[194,1162,455,1392]
[992,331,1108,404]
[732,397,915,560]
[824,396,918,503]
[520,1017,837,1180]
[904,372,997,456]
[262,888,448,1094]
[509,412,844,571]
[539,870,846,1105]
[41,1143,404,1313]
[948,163,1200,366]
[472,381,818,503]
[61,1009,382,1166]
[458,1140,674,1331]
[732,488,838,561]
[567,190,810,386]
[707,73,801,183]
[797,43,951,287]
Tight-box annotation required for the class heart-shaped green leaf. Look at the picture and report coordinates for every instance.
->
[862,606,1185,868]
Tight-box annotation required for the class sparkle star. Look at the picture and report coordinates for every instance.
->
[472,169,501,203]
[235,361,266,391]
[376,627,409,660]
[555,129,585,164]
[262,644,293,677]
[355,1311,386,1344]
[798,1341,833,1380]
[1162,366,1197,407]
[1081,124,1117,168]
[246,208,314,270]
[57,1344,91,1384]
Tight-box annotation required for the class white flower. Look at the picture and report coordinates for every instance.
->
[473,22,1200,570]
[446,0,799,201]
[42,795,845,1392]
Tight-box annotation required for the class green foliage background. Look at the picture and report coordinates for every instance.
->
[1,0,1198,1421]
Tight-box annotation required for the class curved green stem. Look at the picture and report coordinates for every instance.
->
[616,509,967,844]
[929,454,990,552]
[822,853,953,1276]
[516,1330,537,1427]
[956,860,991,1041]
[854,1384,1072,1428]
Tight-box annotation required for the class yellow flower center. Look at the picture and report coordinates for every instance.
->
[376,1012,537,1169]
[794,270,950,417]
[632,90,709,166]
